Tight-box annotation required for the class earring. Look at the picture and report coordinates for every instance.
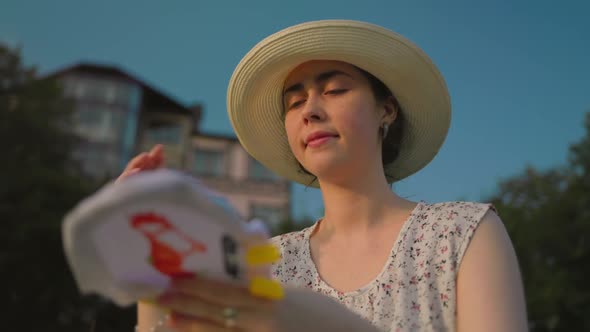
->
[382,122,389,140]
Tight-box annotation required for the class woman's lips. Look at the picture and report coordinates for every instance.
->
[307,136,337,148]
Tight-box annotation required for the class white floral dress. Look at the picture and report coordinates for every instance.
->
[270,201,494,332]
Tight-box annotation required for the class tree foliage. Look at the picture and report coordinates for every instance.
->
[0,43,135,331]
[488,113,590,331]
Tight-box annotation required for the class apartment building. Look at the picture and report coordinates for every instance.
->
[49,63,290,229]
[191,132,291,228]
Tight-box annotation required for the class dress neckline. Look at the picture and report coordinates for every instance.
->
[301,201,425,297]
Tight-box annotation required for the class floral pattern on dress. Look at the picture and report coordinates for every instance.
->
[270,201,494,332]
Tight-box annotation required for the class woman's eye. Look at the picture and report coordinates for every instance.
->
[288,100,305,109]
[326,89,348,95]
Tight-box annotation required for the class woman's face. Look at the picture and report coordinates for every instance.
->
[283,60,387,183]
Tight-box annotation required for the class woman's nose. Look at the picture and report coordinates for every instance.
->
[301,94,326,125]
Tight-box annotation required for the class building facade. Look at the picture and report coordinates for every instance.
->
[191,132,291,229]
[49,63,290,229]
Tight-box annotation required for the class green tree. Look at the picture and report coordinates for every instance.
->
[488,112,590,331]
[0,43,135,331]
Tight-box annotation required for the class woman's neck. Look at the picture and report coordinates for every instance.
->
[317,169,412,238]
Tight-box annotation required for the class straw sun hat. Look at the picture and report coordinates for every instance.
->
[227,20,451,187]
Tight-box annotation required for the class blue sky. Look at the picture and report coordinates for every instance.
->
[2,0,589,220]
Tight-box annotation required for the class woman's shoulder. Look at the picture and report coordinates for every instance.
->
[269,224,317,281]
[407,201,498,250]
[419,200,497,222]
[410,200,499,264]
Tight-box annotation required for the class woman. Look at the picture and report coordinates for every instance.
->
[131,20,528,331]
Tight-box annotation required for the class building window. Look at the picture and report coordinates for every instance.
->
[108,82,136,106]
[73,144,119,179]
[77,106,104,126]
[74,105,125,143]
[65,75,136,107]
[193,149,225,177]
[250,204,284,227]
[61,76,78,98]
[145,121,181,144]
[75,81,87,99]
[105,85,117,104]
[248,157,279,181]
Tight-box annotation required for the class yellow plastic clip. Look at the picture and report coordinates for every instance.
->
[249,276,284,300]
[246,244,281,266]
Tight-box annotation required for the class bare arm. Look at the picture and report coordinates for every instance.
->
[457,210,528,331]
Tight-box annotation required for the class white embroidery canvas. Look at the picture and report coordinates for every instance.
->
[62,169,260,306]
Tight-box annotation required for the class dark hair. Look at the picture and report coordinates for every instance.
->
[294,66,406,186]
[358,67,405,173]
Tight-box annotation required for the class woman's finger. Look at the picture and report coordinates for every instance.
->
[168,312,241,332]
[153,145,165,168]
[149,144,163,159]
[145,144,164,169]
[157,292,260,330]
[148,145,162,165]
[170,276,274,309]
[124,153,148,172]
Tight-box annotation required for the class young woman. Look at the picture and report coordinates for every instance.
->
[130,20,528,331]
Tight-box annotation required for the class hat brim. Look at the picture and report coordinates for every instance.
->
[227,20,451,188]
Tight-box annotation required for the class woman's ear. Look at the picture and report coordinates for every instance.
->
[381,95,398,124]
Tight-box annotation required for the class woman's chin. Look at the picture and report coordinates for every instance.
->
[303,158,349,180]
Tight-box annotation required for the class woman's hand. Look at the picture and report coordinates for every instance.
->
[153,275,379,332]
[117,144,165,183]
